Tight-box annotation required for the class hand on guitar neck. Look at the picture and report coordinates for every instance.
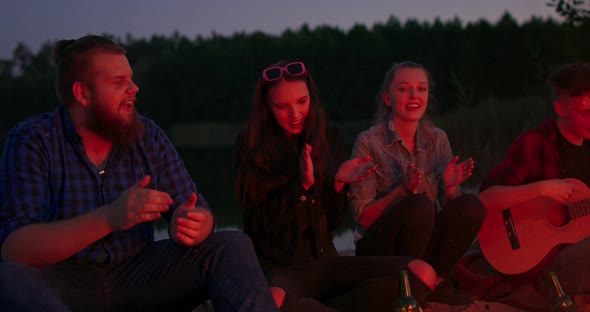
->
[478,178,590,274]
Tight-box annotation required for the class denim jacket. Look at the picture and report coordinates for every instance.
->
[350,119,453,237]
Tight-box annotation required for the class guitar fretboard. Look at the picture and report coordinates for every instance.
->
[567,198,590,219]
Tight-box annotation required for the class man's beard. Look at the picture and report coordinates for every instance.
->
[87,101,146,146]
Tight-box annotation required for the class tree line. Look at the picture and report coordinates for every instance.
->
[1,12,590,136]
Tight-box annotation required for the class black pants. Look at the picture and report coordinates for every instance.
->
[267,255,432,312]
[356,193,485,278]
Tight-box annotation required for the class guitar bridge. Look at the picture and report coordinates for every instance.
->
[502,209,520,250]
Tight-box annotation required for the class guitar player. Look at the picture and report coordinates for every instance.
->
[462,62,590,308]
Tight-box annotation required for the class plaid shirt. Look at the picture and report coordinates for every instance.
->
[480,120,562,191]
[0,105,208,265]
[478,119,590,278]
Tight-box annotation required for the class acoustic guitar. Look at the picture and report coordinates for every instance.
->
[478,178,590,274]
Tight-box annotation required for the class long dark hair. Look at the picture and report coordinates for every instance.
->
[236,60,335,204]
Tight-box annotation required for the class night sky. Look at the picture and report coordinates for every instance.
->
[0,0,560,58]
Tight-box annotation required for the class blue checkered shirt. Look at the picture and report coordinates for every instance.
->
[0,105,209,265]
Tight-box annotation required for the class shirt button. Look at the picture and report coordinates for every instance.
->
[300,195,307,201]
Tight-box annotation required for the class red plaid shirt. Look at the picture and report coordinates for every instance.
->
[480,119,571,279]
[481,119,562,191]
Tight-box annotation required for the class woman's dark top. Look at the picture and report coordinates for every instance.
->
[235,126,349,269]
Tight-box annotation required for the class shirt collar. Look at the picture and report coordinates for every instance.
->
[385,119,429,151]
[58,105,82,144]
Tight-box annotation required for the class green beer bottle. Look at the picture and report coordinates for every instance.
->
[548,272,576,312]
[395,270,419,312]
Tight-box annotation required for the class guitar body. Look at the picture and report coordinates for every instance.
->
[478,179,590,274]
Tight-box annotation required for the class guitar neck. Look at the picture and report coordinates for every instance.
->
[567,198,590,219]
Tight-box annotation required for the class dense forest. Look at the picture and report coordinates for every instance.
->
[1,11,590,136]
[2,3,590,226]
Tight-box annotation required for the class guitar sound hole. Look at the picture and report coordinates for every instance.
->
[546,204,570,227]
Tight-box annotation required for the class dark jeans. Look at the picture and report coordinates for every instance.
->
[267,255,432,312]
[538,235,590,296]
[356,193,485,278]
[0,231,279,312]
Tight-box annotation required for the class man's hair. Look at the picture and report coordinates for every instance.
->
[548,61,590,100]
[54,35,126,106]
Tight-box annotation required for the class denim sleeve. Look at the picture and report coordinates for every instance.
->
[349,132,378,222]
[0,129,47,250]
[438,130,453,169]
[434,129,454,205]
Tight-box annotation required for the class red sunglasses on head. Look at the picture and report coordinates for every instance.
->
[262,62,306,82]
